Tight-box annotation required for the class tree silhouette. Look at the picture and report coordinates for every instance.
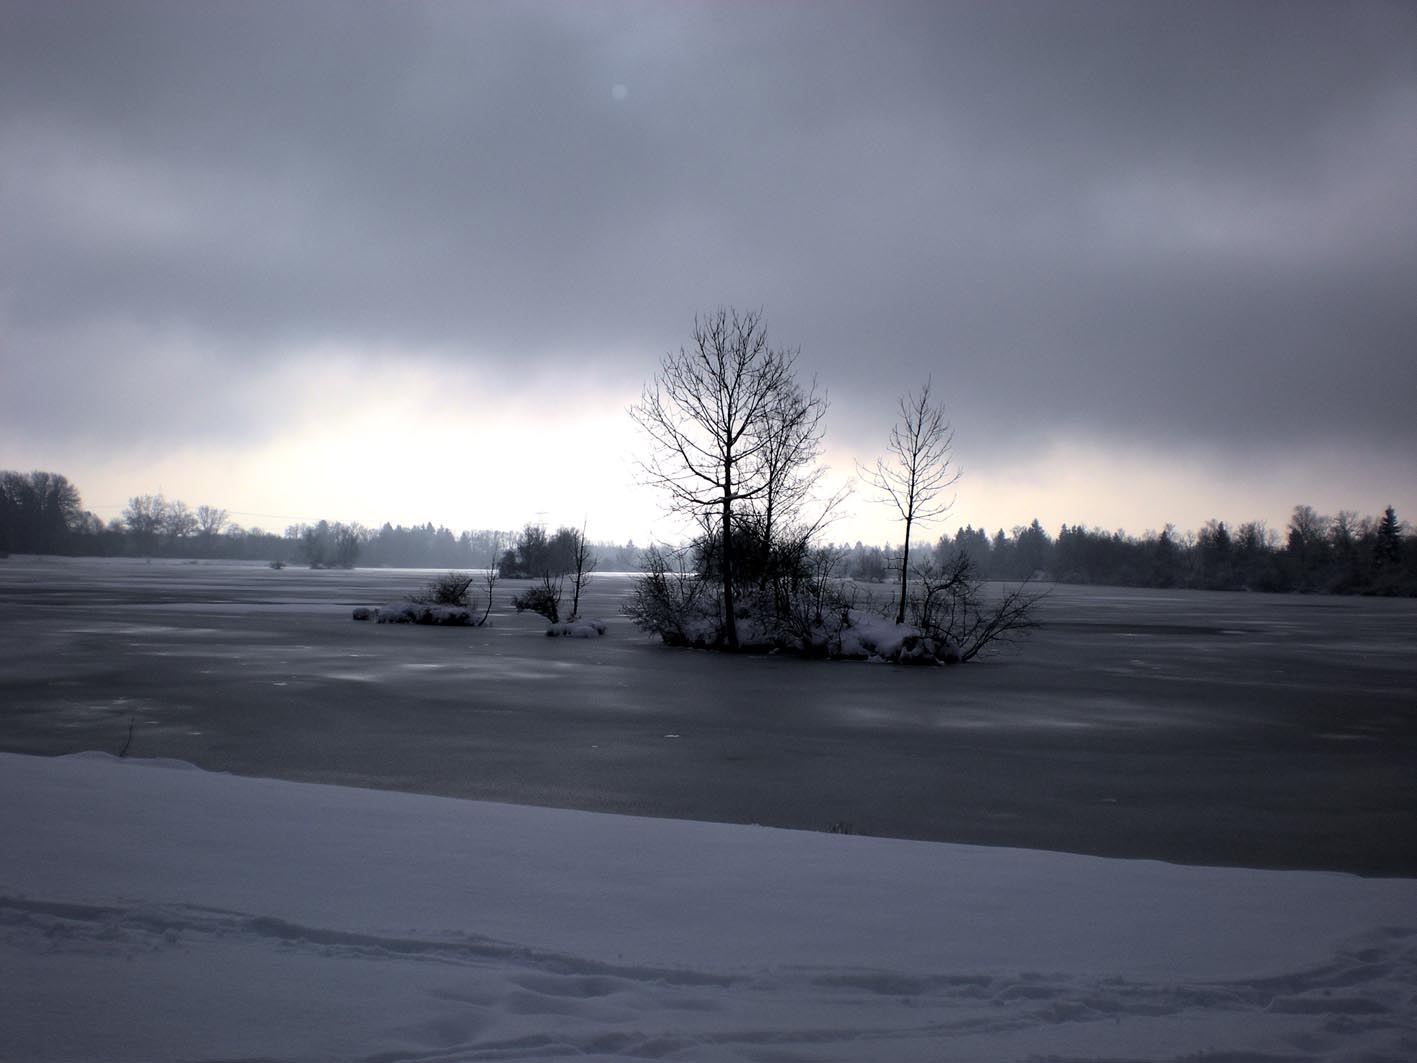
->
[631,308,815,649]
[859,380,959,624]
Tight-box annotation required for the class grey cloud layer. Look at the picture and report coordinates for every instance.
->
[3,0,1414,456]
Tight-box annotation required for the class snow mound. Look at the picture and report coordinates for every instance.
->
[546,617,608,638]
[826,610,959,664]
[835,610,913,659]
[58,750,206,771]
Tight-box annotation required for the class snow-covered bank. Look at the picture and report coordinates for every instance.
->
[2,752,1413,1062]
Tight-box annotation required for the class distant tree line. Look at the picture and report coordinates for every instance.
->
[496,524,584,579]
[3,469,1412,595]
[0,470,645,573]
[833,504,1416,596]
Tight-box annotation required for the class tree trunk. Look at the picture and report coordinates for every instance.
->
[895,517,912,625]
[722,473,739,649]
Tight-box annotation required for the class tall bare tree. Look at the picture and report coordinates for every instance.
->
[631,308,811,649]
[860,380,960,624]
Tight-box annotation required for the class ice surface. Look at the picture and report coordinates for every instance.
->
[3,560,1415,875]
[2,751,1414,1062]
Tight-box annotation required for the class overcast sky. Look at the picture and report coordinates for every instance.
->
[3,1,1414,544]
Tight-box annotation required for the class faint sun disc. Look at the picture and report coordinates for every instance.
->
[611,83,629,102]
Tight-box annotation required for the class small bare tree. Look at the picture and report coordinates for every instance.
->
[905,552,1045,662]
[478,534,501,625]
[568,521,597,620]
[859,380,960,624]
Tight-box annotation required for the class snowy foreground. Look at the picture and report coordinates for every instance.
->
[2,753,1414,1063]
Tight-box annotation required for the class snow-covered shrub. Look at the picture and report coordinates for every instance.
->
[628,543,864,656]
[355,571,496,628]
[546,617,608,638]
[834,610,911,659]
[623,545,722,647]
[629,530,1038,663]
[414,571,476,607]
[373,601,475,626]
[794,608,955,664]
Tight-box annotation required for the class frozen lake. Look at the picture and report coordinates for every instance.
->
[2,556,1414,875]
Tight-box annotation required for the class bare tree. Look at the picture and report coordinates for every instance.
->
[297,519,363,568]
[330,522,364,568]
[630,308,813,649]
[123,493,167,553]
[907,552,1044,662]
[195,504,229,542]
[568,521,597,620]
[478,534,501,625]
[163,500,198,544]
[859,380,960,624]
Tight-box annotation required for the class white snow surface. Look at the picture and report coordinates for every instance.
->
[2,751,1414,1062]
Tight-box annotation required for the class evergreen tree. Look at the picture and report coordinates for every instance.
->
[1151,526,1178,587]
[1374,506,1402,570]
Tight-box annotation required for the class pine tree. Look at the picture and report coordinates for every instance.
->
[1374,506,1402,570]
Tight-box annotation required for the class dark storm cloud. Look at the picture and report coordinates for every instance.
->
[2,0,1415,457]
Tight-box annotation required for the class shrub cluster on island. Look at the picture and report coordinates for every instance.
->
[351,538,608,638]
